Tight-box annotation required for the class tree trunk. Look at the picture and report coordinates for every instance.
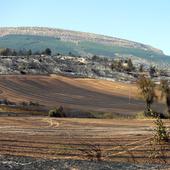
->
[146,102,151,111]
[145,102,151,115]
[166,95,170,115]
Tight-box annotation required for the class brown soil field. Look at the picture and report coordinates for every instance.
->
[0,75,165,114]
[0,116,169,165]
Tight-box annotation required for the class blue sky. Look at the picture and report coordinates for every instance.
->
[1,0,170,55]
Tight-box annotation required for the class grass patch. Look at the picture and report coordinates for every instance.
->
[136,110,169,119]
[0,104,48,116]
[89,111,135,119]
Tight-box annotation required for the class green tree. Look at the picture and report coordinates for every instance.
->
[1,48,12,56]
[160,79,170,115]
[127,58,134,71]
[111,59,124,72]
[48,106,65,117]
[149,66,156,77]
[137,75,157,113]
[12,50,17,56]
[139,64,144,72]
[44,48,52,55]
[27,49,32,56]
[18,50,24,56]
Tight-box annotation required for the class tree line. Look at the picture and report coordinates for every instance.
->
[0,48,52,56]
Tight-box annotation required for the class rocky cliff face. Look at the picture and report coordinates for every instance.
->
[0,27,163,54]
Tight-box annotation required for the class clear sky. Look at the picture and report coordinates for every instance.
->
[1,0,170,55]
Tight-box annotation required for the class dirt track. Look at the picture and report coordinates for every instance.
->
[0,75,164,114]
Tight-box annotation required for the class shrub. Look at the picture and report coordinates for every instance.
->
[0,99,16,106]
[21,101,28,106]
[145,110,165,118]
[43,48,52,56]
[48,106,65,117]
[148,117,169,164]
[137,110,166,119]
[29,101,40,106]
[154,117,169,143]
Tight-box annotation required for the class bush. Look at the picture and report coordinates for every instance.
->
[21,101,28,106]
[148,117,169,164]
[48,106,65,117]
[145,110,165,118]
[137,109,166,119]
[0,99,16,106]
[29,101,40,106]
[43,48,52,56]
[154,117,169,143]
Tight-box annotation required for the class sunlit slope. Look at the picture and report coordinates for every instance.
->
[0,75,165,114]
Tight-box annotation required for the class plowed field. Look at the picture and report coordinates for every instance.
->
[0,75,164,114]
[0,117,169,164]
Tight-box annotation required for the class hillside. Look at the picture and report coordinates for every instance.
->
[0,27,170,66]
[0,27,164,53]
[0,75,165,114]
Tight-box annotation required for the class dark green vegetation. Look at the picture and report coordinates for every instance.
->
[0,35,79,55]
[48,106,65,117]
[0,47,51,56]
[148,117,170,164]
[0,34,170,64]
[154,117,169,142]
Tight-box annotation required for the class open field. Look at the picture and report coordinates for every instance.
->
[0,116,169,166]
[0,76,169,169]
[0,75,165,114]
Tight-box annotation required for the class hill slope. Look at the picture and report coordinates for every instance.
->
[0,27,170,65]
[0,75,164,114]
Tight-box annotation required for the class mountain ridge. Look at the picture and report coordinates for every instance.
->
[0,27,163,55]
